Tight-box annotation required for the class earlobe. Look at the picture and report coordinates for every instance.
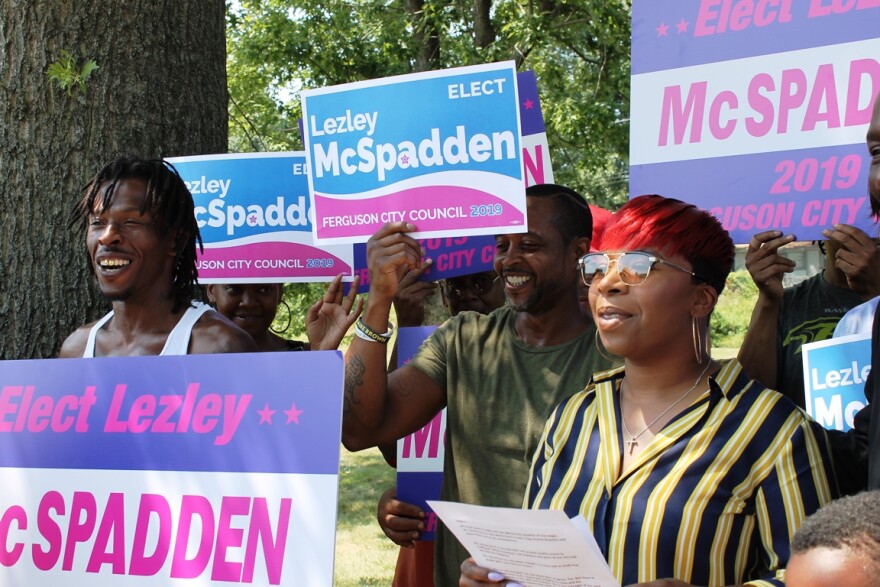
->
[573,237,591,259]
[692,284,718,319]
[205,284,217,303]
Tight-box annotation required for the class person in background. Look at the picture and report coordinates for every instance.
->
[342,184,613,586]
[377,268,504,587]
[461,195,835,587]
[205,275,362,352]
[852,92,880,490]
[60,157,255,357]
[738,226,880,409]
[785,490,880,587]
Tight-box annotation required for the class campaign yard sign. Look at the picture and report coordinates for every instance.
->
[0,352,344,585]
[349,70,555,287]
[802,333,870,432]
[169,152,354,283]
[630,0,880,244]
[303,61,525,244]
[396,326,443,541]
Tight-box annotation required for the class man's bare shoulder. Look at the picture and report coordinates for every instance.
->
[189,310,257,354]
[58,321,100,358]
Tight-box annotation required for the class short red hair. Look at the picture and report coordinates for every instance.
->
[600,195,734,294]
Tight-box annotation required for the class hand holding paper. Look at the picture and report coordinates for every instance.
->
[429,500,620,587]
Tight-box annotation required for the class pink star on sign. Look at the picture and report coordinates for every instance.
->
[656,21,669,37]
[257,403,276,425]
[676,18,689,33]
[248,214,257,225]
[523,99,534,110]
[400,155,409,165]
[284,403,304,425]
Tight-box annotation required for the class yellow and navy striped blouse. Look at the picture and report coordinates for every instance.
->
[525,360,835,587]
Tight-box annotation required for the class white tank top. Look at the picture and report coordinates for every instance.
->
[82,302,212,357]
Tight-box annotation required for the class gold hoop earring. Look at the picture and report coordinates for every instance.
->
[692,315,704,365]
[270,300,293,334]
[595,329,616,363]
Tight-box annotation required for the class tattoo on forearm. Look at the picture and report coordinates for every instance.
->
[343,356,365,414]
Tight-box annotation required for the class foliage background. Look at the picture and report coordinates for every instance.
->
[226,0,633,323]
[226,0,631,208]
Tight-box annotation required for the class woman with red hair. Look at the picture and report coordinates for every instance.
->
[460,195,836,587]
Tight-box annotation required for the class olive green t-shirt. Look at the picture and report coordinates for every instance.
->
[408,306,612,586]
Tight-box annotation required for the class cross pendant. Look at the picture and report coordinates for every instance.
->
[626,438,638,454]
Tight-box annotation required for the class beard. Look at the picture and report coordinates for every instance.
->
[506,289,540,313]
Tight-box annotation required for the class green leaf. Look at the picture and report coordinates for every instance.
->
[80,60,99,80]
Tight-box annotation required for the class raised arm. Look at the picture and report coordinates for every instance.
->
[342,223,446,451]
[737,231,795,388]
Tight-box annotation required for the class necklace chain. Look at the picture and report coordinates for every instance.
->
[621,361,713,455]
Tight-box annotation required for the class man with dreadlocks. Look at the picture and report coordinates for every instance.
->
[59,157,255,357]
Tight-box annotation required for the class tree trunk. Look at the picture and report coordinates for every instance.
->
[473,0,495,48]
[404,0,440,71]
[0,0,228,359]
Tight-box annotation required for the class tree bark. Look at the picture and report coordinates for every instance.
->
[404,0,440,71]
[0,0,228,359]
[473,0,495,48]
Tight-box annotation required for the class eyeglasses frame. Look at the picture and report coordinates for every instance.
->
[577,251,707,287]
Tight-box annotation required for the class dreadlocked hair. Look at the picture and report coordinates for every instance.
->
[71,157,203,314]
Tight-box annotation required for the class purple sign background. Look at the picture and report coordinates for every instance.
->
[0,352,343,474]
[630,0,880,244]
[396,326,443,541]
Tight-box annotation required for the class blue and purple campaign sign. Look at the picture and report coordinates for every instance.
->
[395,326,444,541]
[630,0,880,244]
[0,352,344,585]
[802,333,870,432]
[168,152,354,283]
[349,71,554,286]
[302,61,525,244]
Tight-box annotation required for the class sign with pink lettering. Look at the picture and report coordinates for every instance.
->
[630,0,880,244]
[303,61,525,244]
[0,352,343,585]
[396,326,443,541]
[168,152,355,283]
[350,71,554,287]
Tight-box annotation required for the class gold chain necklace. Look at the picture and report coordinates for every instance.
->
[620,361,713,455]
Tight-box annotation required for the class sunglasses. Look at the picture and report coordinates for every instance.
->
[578,252,704,287]
[442,275,498,300]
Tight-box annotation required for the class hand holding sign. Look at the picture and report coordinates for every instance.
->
[366,223,424,301]
[393,263,438,327]
[377,486,425,549]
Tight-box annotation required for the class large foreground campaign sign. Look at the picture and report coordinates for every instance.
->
[0,352,343,585]
[169,152,354,282]
[802,333,870,432]
[303,61,525,244]
[630,1,879,244]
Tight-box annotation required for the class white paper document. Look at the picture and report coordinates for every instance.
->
[428,500,620,587]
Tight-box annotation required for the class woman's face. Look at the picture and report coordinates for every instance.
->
[587,249,704,362]
[206,283,283,339]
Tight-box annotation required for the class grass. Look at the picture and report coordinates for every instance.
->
[334,447,399,586]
